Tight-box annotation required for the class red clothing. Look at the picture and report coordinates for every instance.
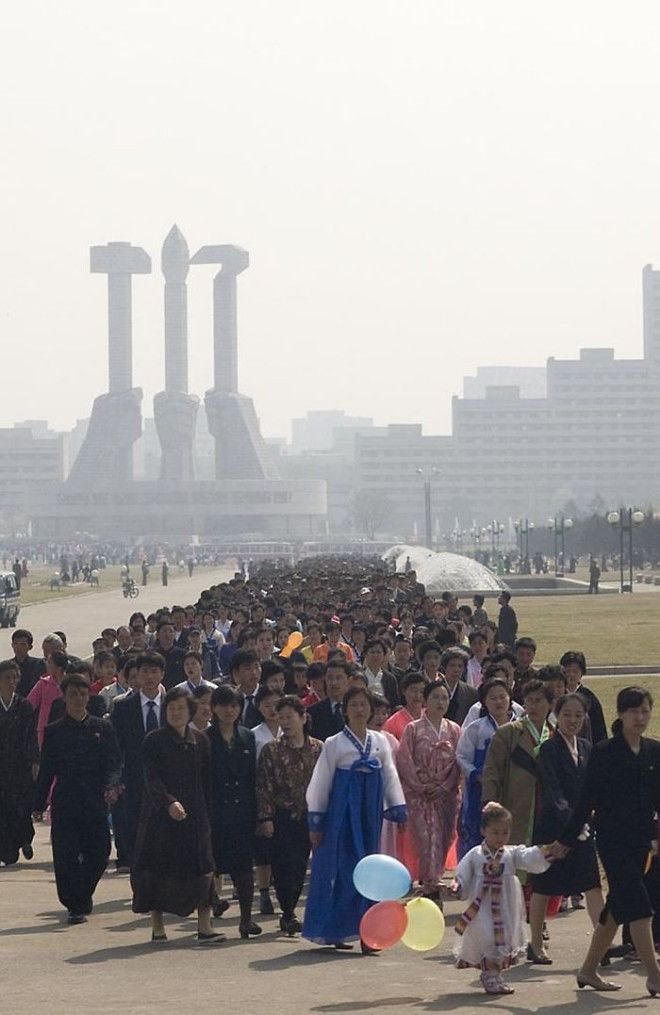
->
[27,675,62,747]
[90,677,117,695]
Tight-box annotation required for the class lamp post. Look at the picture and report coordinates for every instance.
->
[514,518,534,562]
[547,515,573,577]
[607,507,644,593]
[416,467,437,549]
[487,520,505,554]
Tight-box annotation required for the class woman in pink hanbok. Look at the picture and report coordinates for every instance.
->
[383,672,426,742]
[397,678,461,900]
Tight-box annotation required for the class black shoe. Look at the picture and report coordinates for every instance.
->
[360,939,381,956]
[333,942,354,951]
[21,844,34,861]
[239,922,262,939]
[527,944,553,965]
[259,894,275,915]
[67,913,87,925]
[197,931,226,945]
[151,931,167,942]
[213,898,230,918]
[608,943,634,958]
[279,915,301,936]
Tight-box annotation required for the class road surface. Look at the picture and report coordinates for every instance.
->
[0,566,234,659]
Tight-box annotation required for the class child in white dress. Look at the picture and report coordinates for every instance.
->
[451,802,552,995]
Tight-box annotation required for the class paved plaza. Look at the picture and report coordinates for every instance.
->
[2,823,658,1015]
[2,578,659,1013]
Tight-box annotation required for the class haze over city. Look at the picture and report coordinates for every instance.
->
[3,0,660,439]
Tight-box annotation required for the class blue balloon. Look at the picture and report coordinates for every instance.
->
[353,853,412,902]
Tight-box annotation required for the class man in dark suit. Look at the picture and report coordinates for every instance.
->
[441,647,478,726]
[152,620,186,690]
[33,674,121,923]
[229,648,262,729]
[111,651,165,870]
[497,591,518,648]
[308,660,351,741]
[12,629,45,697]
[171,606,190,650]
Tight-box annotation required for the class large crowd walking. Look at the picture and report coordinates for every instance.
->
[1,555,660,998]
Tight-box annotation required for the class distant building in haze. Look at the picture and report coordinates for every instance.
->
[291,410,373,453]
[462,366,547,399]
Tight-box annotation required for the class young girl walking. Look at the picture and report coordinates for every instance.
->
[451,802,553,995]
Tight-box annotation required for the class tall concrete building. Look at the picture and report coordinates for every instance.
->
[354,425,453,538]
[462,366,547,399]
[0,428,64,520]
[350,265,660,535]
[291,411,374,453]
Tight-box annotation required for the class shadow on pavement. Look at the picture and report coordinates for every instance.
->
[311,1000,425,1012]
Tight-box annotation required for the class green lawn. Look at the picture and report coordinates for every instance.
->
[584,676,660,740]
[512,593,660,667]
[17,564,220,607]
[16,565,126,606]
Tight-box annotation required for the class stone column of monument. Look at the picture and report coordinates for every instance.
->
[153,225,199,482]
[190,244,279,481]
[67,242,151,488]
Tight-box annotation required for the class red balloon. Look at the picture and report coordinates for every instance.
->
[359,900,408,950]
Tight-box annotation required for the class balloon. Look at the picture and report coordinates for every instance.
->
[279,631,304,658]
[359,901,408,950]
[353,854,412,902]
[401,897,445,951]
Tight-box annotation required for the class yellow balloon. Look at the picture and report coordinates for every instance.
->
[279,631,304,658]
[401,897,445,951]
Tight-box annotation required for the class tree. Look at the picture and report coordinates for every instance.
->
[350,490,392,540]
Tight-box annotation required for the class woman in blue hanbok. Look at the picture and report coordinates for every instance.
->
[303,687,407,950]
[456,677,515,859]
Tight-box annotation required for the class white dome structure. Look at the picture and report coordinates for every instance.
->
[383,544,508,595]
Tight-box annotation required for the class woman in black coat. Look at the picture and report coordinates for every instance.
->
[528,693,603,963]
[554,686,660,995]
[207,685,261,938]
[131,687,222,944]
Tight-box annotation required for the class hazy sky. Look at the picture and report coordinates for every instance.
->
[3,1,660,440]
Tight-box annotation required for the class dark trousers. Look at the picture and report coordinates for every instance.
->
[119,788,141,869]
[271,810,311,919]
[51,809,110,914]
[111,793,129,868]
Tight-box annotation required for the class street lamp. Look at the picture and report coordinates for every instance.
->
[514,518,534,561]
[607,507,644,593]
[416,467,438,549]
[487,520,505,554]
[546,515,573,577]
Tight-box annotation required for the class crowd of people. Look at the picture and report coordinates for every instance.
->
[1,555,659,998]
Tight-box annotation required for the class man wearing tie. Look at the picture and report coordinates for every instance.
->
[229,648,262,729]
[308,661,350,741]
[111,651,166,871]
